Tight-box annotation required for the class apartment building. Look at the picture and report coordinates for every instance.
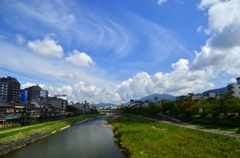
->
[0,77,20,102]
[25,85,42,101]
[227,77,240,98]
[0,82,8,102]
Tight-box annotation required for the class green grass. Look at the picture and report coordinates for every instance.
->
[111,115,240,158]
[0,114,100,144]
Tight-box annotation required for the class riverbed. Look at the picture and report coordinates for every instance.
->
[1,115,125,158]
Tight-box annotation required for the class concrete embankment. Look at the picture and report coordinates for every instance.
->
[0,119,88,156]
[0,132,52,156]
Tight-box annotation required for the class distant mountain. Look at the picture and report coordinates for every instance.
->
[96,103,118,107]
[202,87,227,96]
[123,93,177,105]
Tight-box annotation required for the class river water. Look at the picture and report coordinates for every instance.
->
[1,115,126,158]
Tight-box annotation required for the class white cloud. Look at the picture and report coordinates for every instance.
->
[66,50,95,67]
[56,86,74,98]
[197,26,203,33]
[115,59,214,101]
[15,34,26,45]
[198,0,221,10]
[230,78,237,83]
[27,33,63,58]
[62,73,76,79]
[207,0,240,33]
[19,58,215,104]
[157,0,168,5]
[193,0,240,76]
[21,82,37,89]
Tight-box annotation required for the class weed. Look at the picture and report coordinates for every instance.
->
[111,115,240,158]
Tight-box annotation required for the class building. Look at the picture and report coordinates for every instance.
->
[25,85,42,101]
[54,94,67,100]
[191,94,204,102]
[20,89,28,102]
[91,102,98,110]
[226,77,240,98]
[0,82,8,102]
[0,77,20,102]
[48,97,67,112]
[40,90,50,98]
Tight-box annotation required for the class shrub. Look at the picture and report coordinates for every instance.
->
[216,120,228,126]
[205,114,212,118]
[192,114,201,118]
[201,120,214,125]
[200,111,208,118]
[212,112,220,118]
[191,119,204,124]
[216,120,240,127]
[227,121,240,127]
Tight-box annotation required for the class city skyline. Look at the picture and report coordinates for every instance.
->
[1,0,240,103]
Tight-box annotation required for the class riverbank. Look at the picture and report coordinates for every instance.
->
[110,114,240,158]
[0,114,101,156]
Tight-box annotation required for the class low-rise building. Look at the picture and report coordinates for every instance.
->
[226,77,240,98]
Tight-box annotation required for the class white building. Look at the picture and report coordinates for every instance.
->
[227,77,240,98]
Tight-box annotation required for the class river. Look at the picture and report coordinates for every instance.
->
[1,115,126,158]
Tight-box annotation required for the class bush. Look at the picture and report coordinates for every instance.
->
[227,121,240,127]
[201,120,214,125]
[200,111,208,118]
[212,112,220,118]
[191,119,204,124]
[205,114,212,118]
[192,114,201,118]
[216,120,240,127]
[191,119,214,125]
[216,120,228,126]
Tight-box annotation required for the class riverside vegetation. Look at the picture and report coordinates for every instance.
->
[110,115,240,158]
[123,92,240,132]
[0,114,101,145]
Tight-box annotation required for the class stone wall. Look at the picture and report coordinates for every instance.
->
[0,132,52,156]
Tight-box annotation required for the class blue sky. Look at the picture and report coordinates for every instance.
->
[1,0,240,104]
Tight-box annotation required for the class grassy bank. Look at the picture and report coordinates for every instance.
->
[0,114,101,145]
[110,115,240,158]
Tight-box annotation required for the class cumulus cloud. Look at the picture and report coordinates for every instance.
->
[27,33,63,58]
[20,58,215,103]
[21,82,37,89]
[66,50,95,67]
[56,86,74,98]
[198,0,221,10]
[230,78,237,84]
[157,0,168,5]
[193,0,240,76]
[116,59,214,101]
[15,34,26,45]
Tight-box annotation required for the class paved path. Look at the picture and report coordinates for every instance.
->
[127,114,240,139]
